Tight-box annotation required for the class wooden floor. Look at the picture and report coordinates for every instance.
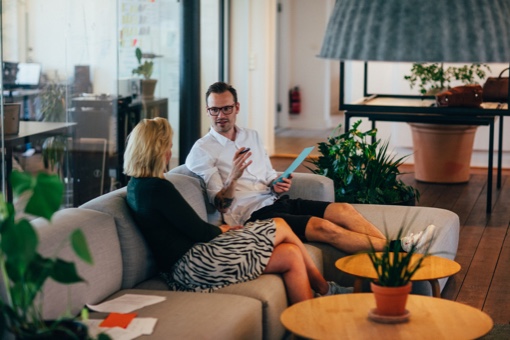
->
[273,130,510,326]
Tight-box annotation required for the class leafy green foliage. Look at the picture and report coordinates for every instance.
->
[132,47,154,80]
[0,171,93,338]
[404,63,491,95]
[308,120,419,204]
[38,81,67,123]
[366,226,433,287]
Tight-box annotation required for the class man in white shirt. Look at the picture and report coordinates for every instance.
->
[185,82,433,253]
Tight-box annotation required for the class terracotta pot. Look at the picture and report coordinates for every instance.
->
[410,123,477,183]
[141,79,157,100]
[370,281,412,316]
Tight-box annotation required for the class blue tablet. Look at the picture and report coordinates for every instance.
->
[275,146,315,183]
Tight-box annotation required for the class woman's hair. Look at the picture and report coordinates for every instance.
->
[123,117,173,178]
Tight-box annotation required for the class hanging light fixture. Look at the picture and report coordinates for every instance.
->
[319,0,510,63]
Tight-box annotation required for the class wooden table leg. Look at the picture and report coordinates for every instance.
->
[353,278,364,293]
[429,279,441,298]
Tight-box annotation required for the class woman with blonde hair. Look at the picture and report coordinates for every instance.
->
[124,118,351,303]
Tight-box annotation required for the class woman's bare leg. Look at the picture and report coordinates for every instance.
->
[271,218,329,295]
[263,243,313,304]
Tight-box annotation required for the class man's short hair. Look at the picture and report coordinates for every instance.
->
[206,82,238,103]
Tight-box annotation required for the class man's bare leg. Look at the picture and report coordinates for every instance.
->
[304,216,387,253]
[323,203,386,239]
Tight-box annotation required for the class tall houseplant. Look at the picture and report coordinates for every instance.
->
[0,171,93,339]
[309,120,419,205]
[132,47,157,99]
[404,63,491,183]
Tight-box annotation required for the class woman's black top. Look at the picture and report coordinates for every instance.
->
[126,177,221,272]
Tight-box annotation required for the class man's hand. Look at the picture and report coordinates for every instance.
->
[272,175,292,194]
[214,147,252,212]
[219,224,243,233]
[231,147,252,180]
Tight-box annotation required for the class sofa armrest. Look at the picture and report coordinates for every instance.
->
[283,172,334,202]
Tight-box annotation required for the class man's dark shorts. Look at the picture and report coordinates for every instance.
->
[246,195,330,240]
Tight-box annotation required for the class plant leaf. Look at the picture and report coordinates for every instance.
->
[50,259,85,284]
[24,172,63,220]
[2,219,38,275]
[71,229,93,265]
[10,171,35,197]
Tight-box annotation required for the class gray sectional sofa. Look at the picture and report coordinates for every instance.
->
[15,166,459,339]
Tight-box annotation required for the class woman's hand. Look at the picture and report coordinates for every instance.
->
[219,224,243,233]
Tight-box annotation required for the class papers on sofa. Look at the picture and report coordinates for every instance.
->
[86,294,166,313]
[274,146,314,183]
[84,317,158,340]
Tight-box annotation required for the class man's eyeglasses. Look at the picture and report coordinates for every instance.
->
[207,104,236,116]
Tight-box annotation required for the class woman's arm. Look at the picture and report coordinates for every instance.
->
[156,181,222,242]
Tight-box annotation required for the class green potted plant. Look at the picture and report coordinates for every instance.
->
[37,80,68,177]
[132,47,157,99]
[308,120,419,205]
[404,63,491,95]
[0,171,93,339]
[403,63,491,183]
[366,226,434,319]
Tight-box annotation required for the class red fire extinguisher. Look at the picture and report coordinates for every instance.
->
[289,86,301,114]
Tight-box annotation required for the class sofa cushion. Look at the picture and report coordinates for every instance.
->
[286,172,335,202]
[163,172,208,222]
[80,188,157,289]
[213,274,286,340]
[91,289,263,340]
[311,204,460,296]
[168,165,222,225]
[32,208,122,319]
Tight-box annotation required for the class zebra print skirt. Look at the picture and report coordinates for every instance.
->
[161,219,276,293]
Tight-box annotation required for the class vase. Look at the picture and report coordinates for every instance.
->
[370,281,412,317]
[141,79,157,100]
[410,123,477,183]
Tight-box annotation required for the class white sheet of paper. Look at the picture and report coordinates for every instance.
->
[84,318,157,339]
[275,146,314,183]
[86,294,166,313]
[126,317,158,335]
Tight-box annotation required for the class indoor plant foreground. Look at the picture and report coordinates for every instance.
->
[309,120,419,205]
[0,171,94,339]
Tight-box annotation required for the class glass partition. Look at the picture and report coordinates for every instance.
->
[1,0,180,207]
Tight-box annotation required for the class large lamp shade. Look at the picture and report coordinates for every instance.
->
[319,0,510,63]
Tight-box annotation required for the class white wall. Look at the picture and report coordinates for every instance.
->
[229,0,277,154]
[276,0,338,131]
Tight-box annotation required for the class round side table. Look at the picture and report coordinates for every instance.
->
[280,293,493,340]
[335,253,461,297]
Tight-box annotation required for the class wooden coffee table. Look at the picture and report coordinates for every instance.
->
[280,293,493,339]
[335,253,461,297]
